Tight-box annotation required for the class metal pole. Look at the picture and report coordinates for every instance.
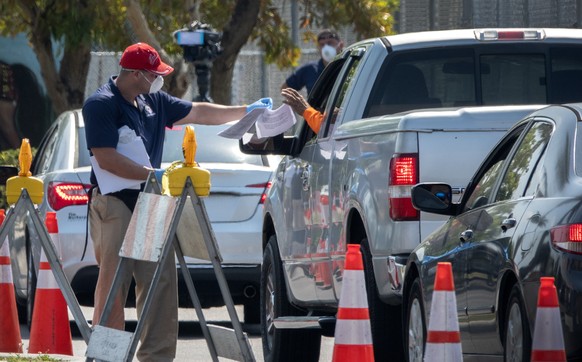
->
[175,239,219,362]
[187,185,255,362]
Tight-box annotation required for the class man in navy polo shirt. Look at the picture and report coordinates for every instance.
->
[281,29,344,95]
[83,42,271,361]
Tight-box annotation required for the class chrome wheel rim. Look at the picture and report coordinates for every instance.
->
[408,298,425,362]
[505,302,523,362]
[265,262,275,350]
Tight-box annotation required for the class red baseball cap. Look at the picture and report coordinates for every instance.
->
[119,42,174,76]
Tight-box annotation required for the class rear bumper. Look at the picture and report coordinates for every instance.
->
[70,263,261,308]
[177,264,261,308]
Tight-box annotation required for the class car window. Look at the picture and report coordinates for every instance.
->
[463,125,526,212]
[364,45,582,118]
[33,116,64,174]
[319,48,366,138]
[574,123,582,176]
[549,47,582,103]
[495,121,552,202]
[48,115,75,172]
[163,124,265,166]
[365,48,475,117]
[77,126,91,167]
[32,122,58,175]
[481,54,546,105]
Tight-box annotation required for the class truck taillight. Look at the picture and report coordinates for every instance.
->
[246,181,272,204]
[47,182,91,211]
[476,29,544,41]
[551,224,582,254]
[388,154,419,221]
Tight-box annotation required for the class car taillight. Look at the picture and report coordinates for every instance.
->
[47,182,91,211]
[551,224,582,254]
[246,181,272,204]
[388,154,419,221]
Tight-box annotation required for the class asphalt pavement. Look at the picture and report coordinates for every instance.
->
[13,306,334,361]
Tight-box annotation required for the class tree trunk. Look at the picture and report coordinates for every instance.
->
[210,0,261,105]
[124,0,189,97]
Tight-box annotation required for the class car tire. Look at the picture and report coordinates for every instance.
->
[17,231,36,328]
[504,284,532,362]
[360,238,405,361]
[260,235,321,362]
[405,277,426,362]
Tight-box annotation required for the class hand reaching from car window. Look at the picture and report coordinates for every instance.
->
[281,88,311,115]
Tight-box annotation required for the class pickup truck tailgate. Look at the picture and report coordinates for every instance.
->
[414,106,542,240]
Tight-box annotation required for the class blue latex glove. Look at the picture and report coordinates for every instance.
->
[246,97,273,113]
[154,169,165,184]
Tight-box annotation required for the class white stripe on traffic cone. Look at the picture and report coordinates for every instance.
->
[531,277,566,362]
[0,208,23,353]
[28,212,73,355]
[332,244,374,362]
[424,262,462,362]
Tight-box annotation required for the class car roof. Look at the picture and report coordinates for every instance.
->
[348,28,582,51]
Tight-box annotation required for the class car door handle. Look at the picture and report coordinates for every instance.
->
[460,229,473,242]
[501,218,516,232]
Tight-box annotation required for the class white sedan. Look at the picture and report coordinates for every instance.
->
[12,108,278,325]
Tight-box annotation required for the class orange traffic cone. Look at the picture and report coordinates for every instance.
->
[0,209,23,353]
[332,244,374,362]
[531,277,566,362]
[424,262,462,361]
[28,212,73,355]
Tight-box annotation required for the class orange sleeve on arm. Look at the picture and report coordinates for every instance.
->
[302,107,324,134]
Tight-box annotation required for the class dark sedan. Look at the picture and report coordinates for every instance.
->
[403,104,582,361]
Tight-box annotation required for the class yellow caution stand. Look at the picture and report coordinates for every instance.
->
[85,126,255,362]
[0,139,93,344]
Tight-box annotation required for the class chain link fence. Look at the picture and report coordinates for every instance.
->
[84,0,362,107]
[398,0,581,33]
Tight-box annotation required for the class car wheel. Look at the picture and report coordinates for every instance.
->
[405,277,426,362]
[260,234,321,362]
[504,284,531,362]
[360,238,405,361]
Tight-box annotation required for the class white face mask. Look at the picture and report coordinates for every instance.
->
[321,44,337,63]
[140,72,164,93]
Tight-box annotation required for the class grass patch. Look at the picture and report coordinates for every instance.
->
[0,355,64,361]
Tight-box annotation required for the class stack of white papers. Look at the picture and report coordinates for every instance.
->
[218,104,296,142]
[90,126,151,194]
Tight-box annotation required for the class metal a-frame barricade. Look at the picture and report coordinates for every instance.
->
[85,174,255,362]
[0,188,93,344]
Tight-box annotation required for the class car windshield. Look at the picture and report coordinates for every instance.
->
[162,123,264,165]
[77,123,264,167]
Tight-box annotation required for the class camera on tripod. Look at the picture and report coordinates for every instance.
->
[174,21,222,102]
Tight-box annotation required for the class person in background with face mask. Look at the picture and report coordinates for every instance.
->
[82,42,272,361]
[281,29,344,94]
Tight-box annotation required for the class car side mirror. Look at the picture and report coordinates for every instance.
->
[411,183,456,215]
[239,133,295,156]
